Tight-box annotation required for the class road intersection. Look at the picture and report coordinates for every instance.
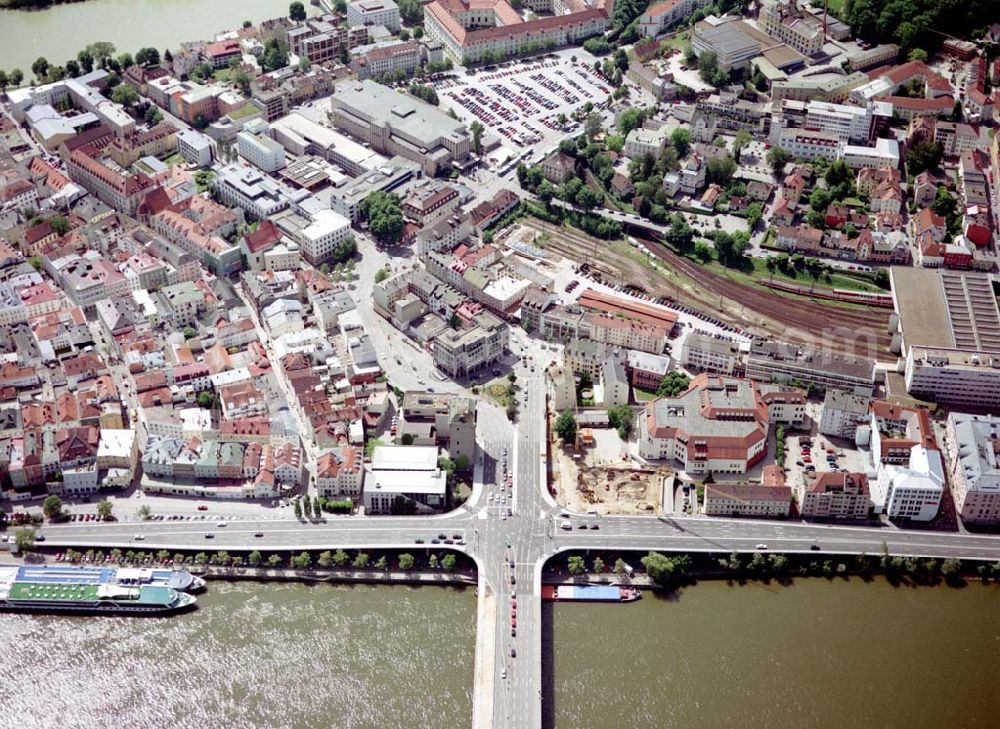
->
[33,361,1000,729]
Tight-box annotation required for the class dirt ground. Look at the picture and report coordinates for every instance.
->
[551,424,668,515]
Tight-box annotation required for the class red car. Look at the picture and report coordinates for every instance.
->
[197,505,208,511]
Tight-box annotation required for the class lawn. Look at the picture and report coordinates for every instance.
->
[634,387,659,402]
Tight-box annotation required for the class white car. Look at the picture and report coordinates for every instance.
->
[755,543,768,550]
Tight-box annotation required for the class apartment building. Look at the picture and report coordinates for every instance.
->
[236,122,286,173]
[67,146,158,216]
[759,0,824,55]
[639,0,711,37]
[946,413,1000,525]
[819,389,871,439]
[680,332,743,375]
[354,40,422,80]
[703,483,792,518]
[432,310,508,377]
[316,446,365,499]
[798,472,871,519]
[273,208,353,267]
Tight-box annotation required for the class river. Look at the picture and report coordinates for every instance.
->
[548,577,1000,729]
[0,0,316,77]
[0,581,476,729]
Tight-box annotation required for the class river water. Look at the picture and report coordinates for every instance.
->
[2,577,998,729]
[549,577,1000,729]
[0,0,313,76]
[0,581,476,729]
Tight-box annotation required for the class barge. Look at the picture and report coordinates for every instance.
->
[542,584,641,602]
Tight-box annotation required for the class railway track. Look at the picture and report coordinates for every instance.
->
[524,218,893,362]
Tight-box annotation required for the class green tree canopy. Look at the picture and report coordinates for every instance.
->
[42,495,64,521]
[657,371,690,397]
[554,411,577,443]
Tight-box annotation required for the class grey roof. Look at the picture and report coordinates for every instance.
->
[332,80,468,149]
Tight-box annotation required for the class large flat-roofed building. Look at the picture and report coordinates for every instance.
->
[212,163,290,220]
[236,126,286,173]
[638,373,805,475]
[424,0,611,65]
[771,72,870,104]
[363,444,447,513]
[576,288,678,333]
[890,267,1000,408]
[346,0,401,32]
[692,16,770,71]
[270,112,389,176]
[946,413,1000,525]
[329,80,470,175]
[747,340,876,395]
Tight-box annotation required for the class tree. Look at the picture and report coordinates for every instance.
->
[136,504,152,521]
[907,48,927,62]
[554,411,577,444]
[32,57,49,81]
[733,129,751,162]
[941,557,962,583]
[706,155,737,185]
[374,266,391,284]
[697,51,729,87]
[303,494,312,518]
[293,551,312,569]
[574,185,602,211]
[657,371,690,397]
[268,553,284,567]
[249,550,263,566]
[441,553,457,571]
[767,146,792,177]
[196,391,215,410]
[10,69,23,88]
[398,553,415,570]
[429,554,439,569]
[293,499,303,519]
[745,201,764,229]
[618,107,644,135]
[360,191,405,244]
[111,83,139,108]
[613,558,629,574]
[592,557,605,573]
[353,552,370,569]
[232,69,252,95]
[135,47,160,67]
[951,100,963,122]
[375,555,388,571]
[641,551,690,586]
[15,527,36,552]
[469,120,484,155]
[144,105,163,125]
[77,50,94,73]
[263,38,289,72]
[905,139,943,175]
[607,405,634,439]
[670,127,691,158]
[64,60,81,78]
[289,1,307,20]
[42,495,64,521]
[87,41,116,68]
[398,0,424,23]
[567,555,586,575]
[333,549,349,566]
[313,499,322,520]
[584,111,603,137]
[96,499,113,520]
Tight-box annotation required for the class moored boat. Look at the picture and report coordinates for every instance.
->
[542,584,642,602]
[0,566,198,616]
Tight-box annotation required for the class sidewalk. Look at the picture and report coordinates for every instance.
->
[196,565,477,586]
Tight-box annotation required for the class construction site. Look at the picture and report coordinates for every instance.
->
[549,418,670,515]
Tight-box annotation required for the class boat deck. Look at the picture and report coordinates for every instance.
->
[9,582,99,601]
